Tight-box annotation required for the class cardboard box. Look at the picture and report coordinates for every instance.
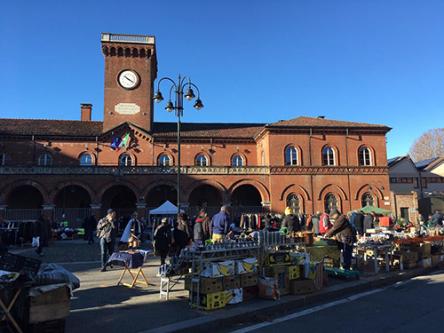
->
[192,291,226,310]
[240,272,258,288]
[185,275,223,294]
[224,288,243,304]
[402,251,418,263]
[236,258,258,274]
[265,252,291,266]
[288,265,301,280]
[223,275,241,290]
[415,242,431,259]
[290,279,316,295]
[200,260,235,277]
[264,265,290,295]
[29,284,70,324]
[242,286,258,301]
[419,258,432,268]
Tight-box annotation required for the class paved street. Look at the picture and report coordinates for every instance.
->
[229,271,444,333]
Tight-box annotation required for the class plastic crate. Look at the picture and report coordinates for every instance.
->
[288,265,301,280]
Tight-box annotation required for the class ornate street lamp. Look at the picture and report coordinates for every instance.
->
[154,75,204,214]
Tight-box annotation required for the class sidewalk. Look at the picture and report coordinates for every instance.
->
[11,241,441,333]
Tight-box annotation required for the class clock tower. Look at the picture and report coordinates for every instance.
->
[101,33,157,132]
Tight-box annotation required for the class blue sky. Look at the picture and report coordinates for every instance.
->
[1,0,443,158]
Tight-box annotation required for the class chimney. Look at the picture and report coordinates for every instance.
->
[81,104,92,121]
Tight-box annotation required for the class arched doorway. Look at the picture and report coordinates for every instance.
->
[6,185,44,209]
[324,193,338,215]
[361,192,374,207]
[54,185,92,227]
[286,193,301,214]
[188,184,222,216]
[146,185,177,209]
[5,185,44,221]
[231,184,263,218]
[231,185,262,206]
[102,185,137,230]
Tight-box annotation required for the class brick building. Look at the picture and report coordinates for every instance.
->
[389,156,444,222]
[0,33,392,225]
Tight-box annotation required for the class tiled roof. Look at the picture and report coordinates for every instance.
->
[0,119,103,136]
[152,122,264,139]
[0,116,390,139]
[269,116,390,129]
[415,157,439,170]
[387,156,406,167]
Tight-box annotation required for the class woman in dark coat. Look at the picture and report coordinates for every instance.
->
[153,218,172,266]
[33,215,47,256]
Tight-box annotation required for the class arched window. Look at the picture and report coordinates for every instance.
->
[361,192,374,207]
[119,153,132,167]
[284,145,298,166]
[286,193,300,214]
[324,193,338,214]
[231,154,244,167]
[79,153,93,166]
[0,153,6,166]
[158,154,172,166]
[38,153,52,166]
[195,154,209,167]
[322,146,336,166]
[358,146,372,166]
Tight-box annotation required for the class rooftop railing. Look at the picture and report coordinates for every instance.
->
[101,33,155,44]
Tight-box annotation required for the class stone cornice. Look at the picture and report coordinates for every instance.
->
[0,166,388,176]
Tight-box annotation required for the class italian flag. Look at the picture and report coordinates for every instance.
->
[118,133,131,150]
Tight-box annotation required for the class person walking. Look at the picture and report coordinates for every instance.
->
[194,209,211,242]
[311,212,320,235]
[281,207,300,235]
[210,205,230,242]
[325,211,357,270]
[96,209,117,272]
[154,218,172,266]
[318,211,332,235]
[33,215,46,256]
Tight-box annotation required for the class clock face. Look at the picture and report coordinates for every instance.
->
[118,70,139,89]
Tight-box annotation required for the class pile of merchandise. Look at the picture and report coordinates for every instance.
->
[184,257,259,310]
[0,253,79,332]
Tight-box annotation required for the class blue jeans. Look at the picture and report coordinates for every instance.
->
[100,238,115,268]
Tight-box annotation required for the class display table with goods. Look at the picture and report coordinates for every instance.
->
[107,250,150,289]
[0,253,79,333]
[179,240,261,310]
[356,233,394,273]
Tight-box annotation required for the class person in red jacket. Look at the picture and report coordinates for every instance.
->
[318,211,332,235]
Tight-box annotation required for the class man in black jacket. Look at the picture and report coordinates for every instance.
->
[325,212,356,270]
[97,209,117,272]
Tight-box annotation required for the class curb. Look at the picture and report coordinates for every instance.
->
[141,267,437,333]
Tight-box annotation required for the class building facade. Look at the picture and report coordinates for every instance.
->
[0,33,392,225]
[389,156,444,222]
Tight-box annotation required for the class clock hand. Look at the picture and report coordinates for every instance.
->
[124,76,134,83]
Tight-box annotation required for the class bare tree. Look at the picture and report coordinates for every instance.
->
[409,128,444,162]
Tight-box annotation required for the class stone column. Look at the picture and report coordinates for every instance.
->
[262,201,271,214]
[41,204,55,222]
[0,203,7,222]
[136,201,147,220]
[90,203,102,220]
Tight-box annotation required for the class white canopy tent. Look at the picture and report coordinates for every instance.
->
[149,200,183,215]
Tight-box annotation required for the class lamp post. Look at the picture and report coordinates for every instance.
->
[153,75,204,215]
